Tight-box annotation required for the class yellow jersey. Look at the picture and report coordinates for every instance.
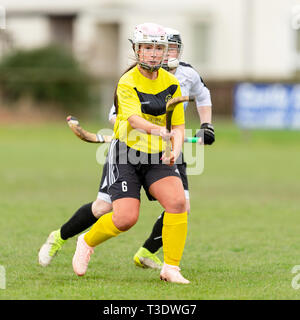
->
[114,66,185,154]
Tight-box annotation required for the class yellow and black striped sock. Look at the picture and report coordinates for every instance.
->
[162,211,188,266]
[84,212,122,247]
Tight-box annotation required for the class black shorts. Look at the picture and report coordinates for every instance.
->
[106,139,182,202]
[97,161,111,203]
[176,153,189,192]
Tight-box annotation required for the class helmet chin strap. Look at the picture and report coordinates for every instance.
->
[139,62,161,72]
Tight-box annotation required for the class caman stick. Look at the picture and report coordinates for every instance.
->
[165,96,195,157]
[66,116,113,143]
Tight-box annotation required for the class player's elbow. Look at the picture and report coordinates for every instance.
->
[128,115,140,129]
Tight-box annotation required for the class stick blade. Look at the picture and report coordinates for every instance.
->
[66,115,79,126]
[166,96,193,112]
[66,115,102,143]
[166,96,193,132]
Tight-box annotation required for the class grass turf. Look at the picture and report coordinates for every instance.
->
[1,118,300,300]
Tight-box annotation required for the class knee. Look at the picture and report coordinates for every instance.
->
[117,219,138,231]
[165,195,186,213]
[92,199,112,219]
[112,212,139,231]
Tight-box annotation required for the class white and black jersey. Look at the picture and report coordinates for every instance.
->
[175,62,212,110]
[108,61,212,122]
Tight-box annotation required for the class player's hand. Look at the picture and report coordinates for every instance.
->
[159,127,174,141]
[195,123,215,145]
[161,151,176,166]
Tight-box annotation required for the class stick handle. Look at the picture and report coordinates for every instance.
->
[165,96,194,157]
[165,139,172,157]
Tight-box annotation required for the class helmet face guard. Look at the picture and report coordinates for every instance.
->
[131,23,168,72]
[134,42,168,71]
[163,27,183,71]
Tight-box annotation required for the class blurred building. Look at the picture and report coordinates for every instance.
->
[1,0,300,112]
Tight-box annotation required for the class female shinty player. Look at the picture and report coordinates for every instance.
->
[38,26,214,276]
[73,23,188,283]
[45,22,189,284]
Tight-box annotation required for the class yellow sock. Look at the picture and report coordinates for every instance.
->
[162,211,188,266]
[84,212,122,247]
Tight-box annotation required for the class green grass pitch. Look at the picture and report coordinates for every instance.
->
[1,118,300,300]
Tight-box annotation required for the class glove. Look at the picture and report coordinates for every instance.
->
[195,123,215,145]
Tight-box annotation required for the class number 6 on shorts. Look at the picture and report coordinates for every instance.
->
[122,181,128,192]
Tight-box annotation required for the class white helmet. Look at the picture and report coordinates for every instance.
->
[131,23,168,71]
[163,27,183,70]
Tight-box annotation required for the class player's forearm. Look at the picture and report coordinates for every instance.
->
[171,124,185,159]
[128,115,162,135]
[197,106,212,124]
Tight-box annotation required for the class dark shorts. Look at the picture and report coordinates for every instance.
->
[97,161,111,203]
[176,153,189,192]
[106,139,182,202]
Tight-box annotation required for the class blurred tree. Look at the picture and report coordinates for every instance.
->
[0,46,93,113]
